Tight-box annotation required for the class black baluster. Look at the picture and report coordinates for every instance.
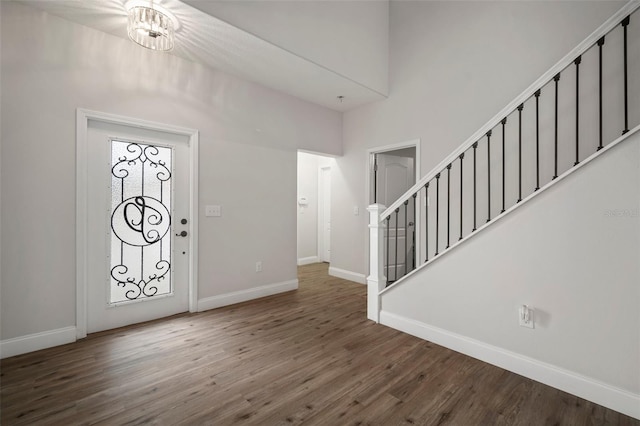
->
[622,16,630,135]
[412,193,417,270]
[501,118,507,213]
[411,229,416,271]
[517,104,523,203]
[554,73,560,180]
[435,174,440,255]
[404,200,408,277]
[411,231,416,271]
[486,130,492,222]
[386,215,390,282]
[598,36,605,151]
[472,143,478,231]
[459,153,464,240]
[446,164,451,249]
[394,208,399,281]
[425,183,429,262]
[535,90,541,191]
[574,56,581,166]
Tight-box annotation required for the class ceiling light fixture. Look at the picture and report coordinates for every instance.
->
[126,0,179,51]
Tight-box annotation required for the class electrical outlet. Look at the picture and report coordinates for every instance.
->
[519,305,534,329]
[255,261,262,272]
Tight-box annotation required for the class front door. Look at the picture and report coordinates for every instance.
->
[86,119,191,333]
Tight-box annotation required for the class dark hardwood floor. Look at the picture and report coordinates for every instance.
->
[1,263,637,425]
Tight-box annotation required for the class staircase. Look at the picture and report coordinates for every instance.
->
[367,1,639,420]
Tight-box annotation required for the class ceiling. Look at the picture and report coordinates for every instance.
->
[17,0,387,112]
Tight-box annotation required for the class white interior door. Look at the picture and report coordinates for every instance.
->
[86,119,191,333]
[319,167,331,262]
[376,154,415,279]
[376,154,414,206]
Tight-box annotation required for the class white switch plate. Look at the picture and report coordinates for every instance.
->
[255,261,262,272]
[353,206,359,216]
[519,305,534,329]
[205,205,221,217]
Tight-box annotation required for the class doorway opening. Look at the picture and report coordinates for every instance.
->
[366,140,420,283]
[296,151,335,267]
[368,143,419,206]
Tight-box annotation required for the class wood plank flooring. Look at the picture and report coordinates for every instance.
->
[1,263,637,425]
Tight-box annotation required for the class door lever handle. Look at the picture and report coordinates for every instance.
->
[176,230,188,237]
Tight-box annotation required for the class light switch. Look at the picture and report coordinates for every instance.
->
[205,205,221,217]
[353,206,359,216]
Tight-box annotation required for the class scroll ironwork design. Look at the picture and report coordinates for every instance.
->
[110,140,172,303]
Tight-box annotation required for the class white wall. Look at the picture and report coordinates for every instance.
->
[0,2,341,341]
[326,0,637,415]
[297,151,333,264]
[382,132,640,411]
[183,0,389,95]
[331,0,625,278]
[297,152,319,263]
[296,152,318,264]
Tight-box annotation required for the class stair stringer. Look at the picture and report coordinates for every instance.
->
[379,129,640,419]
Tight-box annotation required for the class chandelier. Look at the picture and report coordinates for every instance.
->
[127,1,176,51]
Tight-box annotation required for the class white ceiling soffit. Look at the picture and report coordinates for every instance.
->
[17,0,386,112]
[181,0,389,97]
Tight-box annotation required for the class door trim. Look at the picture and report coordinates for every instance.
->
[75,109,199,339]
[366,139,421,206]
[317,165,331,263]
[365,139,420,279]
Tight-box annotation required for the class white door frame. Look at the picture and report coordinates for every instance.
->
[365,139,420,276]
[75,109,199,339]
[366,139,421,206]
[317,165,331,263]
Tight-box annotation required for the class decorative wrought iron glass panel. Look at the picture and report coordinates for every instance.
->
[109,140,172,304]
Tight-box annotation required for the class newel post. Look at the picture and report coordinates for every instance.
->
[367,204,387,323]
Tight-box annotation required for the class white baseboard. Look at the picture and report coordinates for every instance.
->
[0,326,77,359]
[297,256,319,266]
[380,311,640,420]
[197,279,299,312]
[328,267,366,284]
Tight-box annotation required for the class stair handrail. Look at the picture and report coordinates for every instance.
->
[380,0,640,221]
